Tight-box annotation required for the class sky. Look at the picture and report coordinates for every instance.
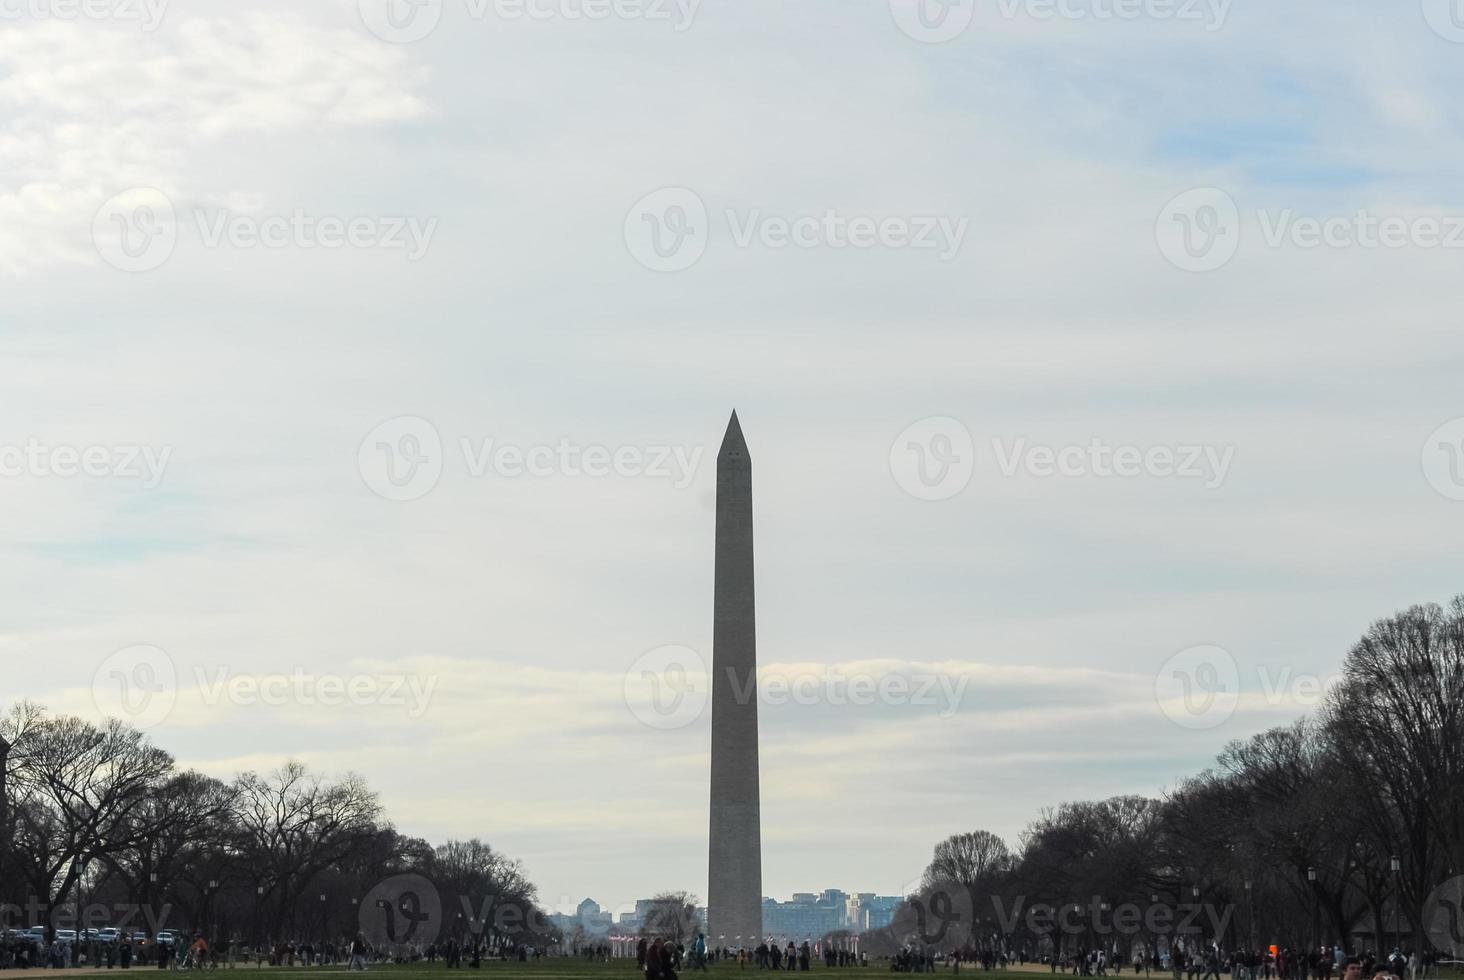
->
[4,0,1464,922]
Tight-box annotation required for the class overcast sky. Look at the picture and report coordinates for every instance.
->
[4,0,1464,920]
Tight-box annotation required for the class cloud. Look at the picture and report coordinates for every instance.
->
[0,10,429,274]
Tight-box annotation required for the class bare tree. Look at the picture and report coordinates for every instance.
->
[3,706,174,930]
[432,838,537,945]
[102,770,238,930]
[924,831,1012,892]
[1325,598,1464,948]
[641,891,701,945]
[231,761,382,936]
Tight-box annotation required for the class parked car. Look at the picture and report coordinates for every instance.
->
[98,927,121,944]
[56,929,78,944]
[82,929,101,942]
[132,931,150,945]
[155,930,179,947]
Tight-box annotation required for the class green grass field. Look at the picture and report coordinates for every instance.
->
[143,962,976,980]
[12,963,1462,980]
[8,960,890,978]
[230,964,891,980]
[192,962,1464,980]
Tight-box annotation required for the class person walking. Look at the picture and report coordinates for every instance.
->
[693,934,708,972]
[349,933,368,972]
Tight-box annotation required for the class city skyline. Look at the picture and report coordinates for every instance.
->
[548,890,905,939]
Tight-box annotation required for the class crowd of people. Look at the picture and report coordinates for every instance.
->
[1042,945,1434,980]
[2,927,1455,980]
[0,934,210,971]
[0,931,398,972]
[0,929,574,972]
[833,941,1444,980]
[635,934,870,978]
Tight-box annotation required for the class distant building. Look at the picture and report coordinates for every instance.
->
[551,898,614,936]
[760,889,869,940]
[566,890,902,942]
[859,895,903,931]
[763,896,838,940]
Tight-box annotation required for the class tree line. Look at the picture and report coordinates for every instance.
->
[0,702,551,950]
[885,596,1464,959]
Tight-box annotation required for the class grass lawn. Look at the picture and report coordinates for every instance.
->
[119,962,1002,980]
[245,964,890,980]
[10,964,1461,980]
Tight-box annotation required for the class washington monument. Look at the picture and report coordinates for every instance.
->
[708,410,763,942]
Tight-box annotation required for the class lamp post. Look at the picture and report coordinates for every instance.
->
[1149,894,1159,965]
[147,872,158,941]
[1307,868,1317,957]
[254,886,264,954]
[1244,880,1253,951]
[319,893,327,946]
[1389,857,1400,954]
[0,735,11,910]
[1192,888,1201,945]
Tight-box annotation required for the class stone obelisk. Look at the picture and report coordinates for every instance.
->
[708,410,763,944]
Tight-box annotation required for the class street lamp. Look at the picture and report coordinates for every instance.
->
[1146,895,1160,964]
[254,885,265,953]
[1244,880,1253,951]
[0,735,10,904]
[1389,857,1400,954]
[146,871,159,932]
[205,879,218,939]
[1307,868,1318,955]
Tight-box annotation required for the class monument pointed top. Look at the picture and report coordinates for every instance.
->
[719,410,748,458]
